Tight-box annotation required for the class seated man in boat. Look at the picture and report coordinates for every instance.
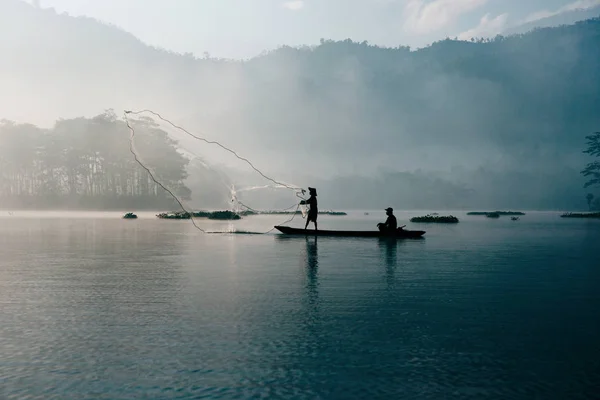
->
[377,207,397,233]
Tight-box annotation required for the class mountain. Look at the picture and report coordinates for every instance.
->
[504,6,600,36]
[1,0,599,210]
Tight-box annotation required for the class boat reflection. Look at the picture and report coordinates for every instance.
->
[378,238,398,288]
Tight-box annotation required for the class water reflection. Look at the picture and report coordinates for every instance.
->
[378,238,398,288]
[303,236,320,327]
[306,236,319,270]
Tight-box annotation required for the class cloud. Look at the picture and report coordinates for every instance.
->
[524,0,600,23]
[282,1,305,11]
[403,0,488,34]
[458,13,509,40]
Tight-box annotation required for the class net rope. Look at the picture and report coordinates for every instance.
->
[123,109,308,234]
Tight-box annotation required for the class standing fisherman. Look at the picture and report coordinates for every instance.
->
[302,187,318,230]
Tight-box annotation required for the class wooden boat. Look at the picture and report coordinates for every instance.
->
[274,225,425,238]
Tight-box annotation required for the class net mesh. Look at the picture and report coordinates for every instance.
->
[124,109,308,233]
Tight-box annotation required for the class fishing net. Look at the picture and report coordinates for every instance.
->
[123,109,308,233]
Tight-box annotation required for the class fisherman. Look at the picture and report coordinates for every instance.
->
[303,187,318,230]
[377,207,397,233]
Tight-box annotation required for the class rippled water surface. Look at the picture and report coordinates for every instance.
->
[1,211,599,399]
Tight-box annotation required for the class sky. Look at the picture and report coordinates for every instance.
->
[23,0,600,59]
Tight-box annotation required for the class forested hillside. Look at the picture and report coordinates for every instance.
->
[1,0,599,210]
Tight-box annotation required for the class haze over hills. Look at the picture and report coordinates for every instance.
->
[503,5,600,36]
[1,0,599,211]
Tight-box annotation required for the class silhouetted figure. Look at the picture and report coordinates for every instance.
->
[303,187,318,230]
[377,207,397,233]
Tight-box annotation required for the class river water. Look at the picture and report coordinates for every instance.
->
[1,210,598,399]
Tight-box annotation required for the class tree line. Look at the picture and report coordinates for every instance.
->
[0,110,190,209]
[582,131,600,211]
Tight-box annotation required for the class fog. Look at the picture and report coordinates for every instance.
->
[1,0,599,212]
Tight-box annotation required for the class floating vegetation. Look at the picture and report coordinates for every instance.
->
[467,211,526,216]
[239,210,258,217]
[156,209,346,220]
[241,210,347,216]
[486,212,500,219]
[410,214,459,223]
[123,212,138,219]
[560,212,600,219]
[325,211,347,216]
[157,210,242,220]
[156,211,191,219]
[208,211,242,220]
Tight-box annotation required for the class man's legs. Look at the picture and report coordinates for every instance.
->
[305,216,315,229]
[306,214,317,230]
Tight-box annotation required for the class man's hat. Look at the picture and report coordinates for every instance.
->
[385,207,393,212]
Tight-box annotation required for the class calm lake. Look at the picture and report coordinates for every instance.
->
[1,210,599,399]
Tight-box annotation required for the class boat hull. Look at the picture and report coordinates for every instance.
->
[274,226,425,238]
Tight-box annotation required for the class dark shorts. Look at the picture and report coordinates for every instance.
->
[377,223,395,233]
[307,210,318,222]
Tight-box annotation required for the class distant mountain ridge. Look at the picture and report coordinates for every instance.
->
[504,5,600,36]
